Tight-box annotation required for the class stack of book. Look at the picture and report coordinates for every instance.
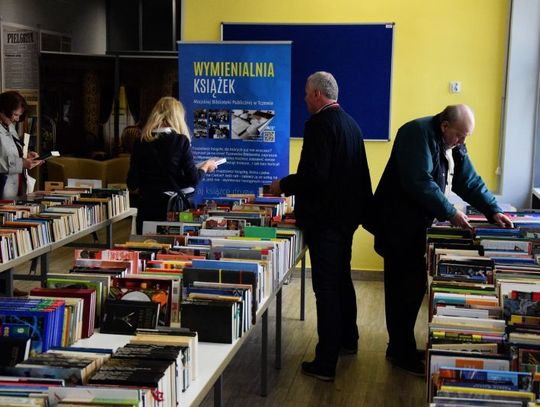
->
[84,329,197,402]
[181,260,256,343]
[0,187,132,264]
[0,330,197,405]
[30,287,96,339]
[0,346,110,386]
[0,298,67,355]
[426,212,540,404]
[120,193,302,343]
[133,327,198,388]
[50,193,302,344]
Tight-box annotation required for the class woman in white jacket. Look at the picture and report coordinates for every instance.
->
[0,91,42,199]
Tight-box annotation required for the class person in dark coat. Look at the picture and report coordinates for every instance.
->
[270,71,373,381]
[365,104,513,375]
[127,97,217,233]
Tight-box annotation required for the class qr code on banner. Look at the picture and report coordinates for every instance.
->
[263,131,275,142]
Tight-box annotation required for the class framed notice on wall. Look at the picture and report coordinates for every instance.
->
[1,22,39,92]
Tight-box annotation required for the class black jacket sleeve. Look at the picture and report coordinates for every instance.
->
[169,133,205,189]
[280,118,332,196]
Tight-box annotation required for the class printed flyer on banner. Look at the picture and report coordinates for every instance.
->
[178,41,291,201]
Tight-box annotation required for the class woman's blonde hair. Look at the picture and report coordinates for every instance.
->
[141,97,191,142]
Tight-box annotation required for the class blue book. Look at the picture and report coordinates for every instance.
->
[475,228,522,237]
[191,259,260,272]
[0,311,52,354]
[492,257,536,265]
[439,366,532,391]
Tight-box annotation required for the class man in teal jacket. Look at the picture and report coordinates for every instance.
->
[366,104,513,375]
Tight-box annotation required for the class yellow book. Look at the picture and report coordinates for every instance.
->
[188,293,242,302]
[439,385,535,400]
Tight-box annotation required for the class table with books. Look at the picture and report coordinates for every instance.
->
[105,196,303,405]
[0,193,307,406]
[70,244,306,406]
[425,211,540,406]
[0,187,135,295]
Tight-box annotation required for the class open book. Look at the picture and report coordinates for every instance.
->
[196,157,227,168]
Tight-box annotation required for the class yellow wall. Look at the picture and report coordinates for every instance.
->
[183,0,509,271]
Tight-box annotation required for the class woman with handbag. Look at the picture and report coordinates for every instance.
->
[127,97,217,233]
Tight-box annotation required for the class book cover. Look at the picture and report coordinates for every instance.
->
[109,276,173,326]
[100,300,159,335]
[181,300,237,343]
[0,336,31,366]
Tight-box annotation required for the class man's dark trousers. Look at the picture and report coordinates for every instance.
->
[305,225,359,374]
[383,247,427,361]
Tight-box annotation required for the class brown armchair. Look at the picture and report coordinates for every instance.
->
[46,156,130,187]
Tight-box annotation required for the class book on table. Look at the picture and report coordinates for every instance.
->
[100,299,160,335]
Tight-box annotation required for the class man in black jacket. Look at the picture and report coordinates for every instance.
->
[270,71,373,381]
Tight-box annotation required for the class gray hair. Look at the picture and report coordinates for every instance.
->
[307,71,339,100]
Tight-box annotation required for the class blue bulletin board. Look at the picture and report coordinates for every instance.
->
[222,23,394,141]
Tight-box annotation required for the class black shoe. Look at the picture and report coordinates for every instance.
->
[389,357,425,377]
[301,361,335,382]
[385,348,425,362]
[339,346,358,356]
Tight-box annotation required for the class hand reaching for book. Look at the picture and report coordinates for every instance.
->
[492,212,513,228]
[450,209,472,230]
[269,179,282,195]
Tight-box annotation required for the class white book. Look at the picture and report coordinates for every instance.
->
[431,315,506,330]
[435,305,489,319]
[198,229,241,237]
[196,157,227,168]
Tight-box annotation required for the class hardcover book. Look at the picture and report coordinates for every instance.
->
[109,276,174,326]
[0,336,31,366]
[100,300,159,335]
[181,300,238,343]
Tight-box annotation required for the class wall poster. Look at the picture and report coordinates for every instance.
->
[1,22,39,92]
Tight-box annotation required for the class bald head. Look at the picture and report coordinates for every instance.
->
[442,104,475,128]
[439,104,475,149]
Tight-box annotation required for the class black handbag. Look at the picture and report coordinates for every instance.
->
[164,190,191,213]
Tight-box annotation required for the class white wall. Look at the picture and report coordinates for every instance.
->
[0,0,106,53]
[499,0,540,208]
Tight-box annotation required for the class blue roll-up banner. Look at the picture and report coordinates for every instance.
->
[178,42,291,201]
